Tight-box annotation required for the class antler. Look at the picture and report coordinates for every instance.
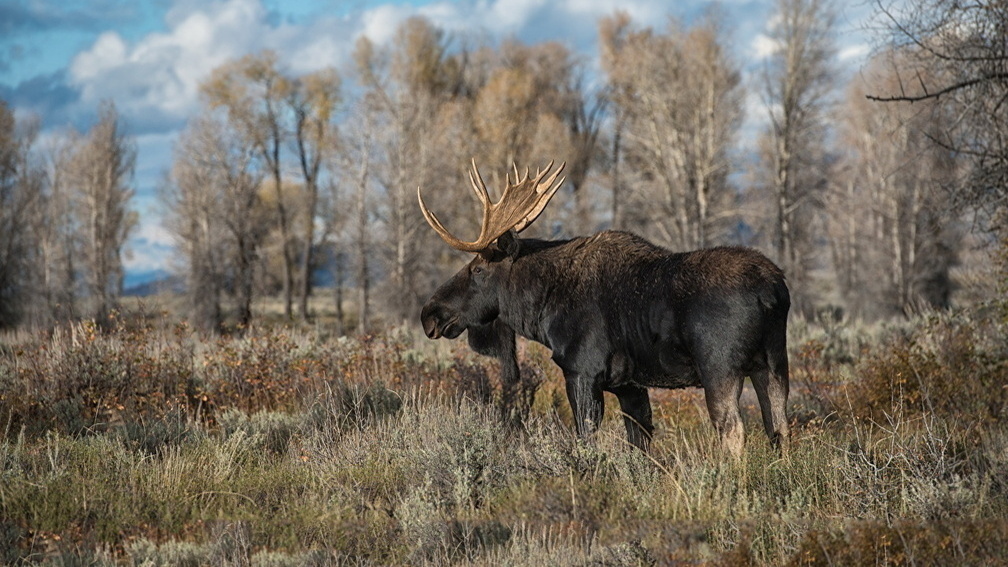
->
[418,159,566,252]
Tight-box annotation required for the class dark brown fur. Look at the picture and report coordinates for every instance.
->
[422,230,790,455]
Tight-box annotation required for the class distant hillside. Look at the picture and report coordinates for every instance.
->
[122,264,361,298]
[123,270,185,297]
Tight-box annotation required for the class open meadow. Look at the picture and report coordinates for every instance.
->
[2,304,1008,565]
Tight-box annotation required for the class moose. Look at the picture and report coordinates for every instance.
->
[418,160,790,456]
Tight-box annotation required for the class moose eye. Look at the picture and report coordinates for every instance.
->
[472,266,484,276]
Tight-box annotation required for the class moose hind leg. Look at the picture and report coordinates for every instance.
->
[702,374,745,458]
[751,362,790,452]
[564,371,604,438]
[611,384,654,451]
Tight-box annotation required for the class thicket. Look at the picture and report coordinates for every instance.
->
[1,307,1006,565]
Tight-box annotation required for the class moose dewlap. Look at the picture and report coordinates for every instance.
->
[419,160,790,456]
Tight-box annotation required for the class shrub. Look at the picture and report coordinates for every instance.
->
[217,409,305,455]
[789,519,1008,566]
[0,320,201,437]
[4,306,1007,565]
[849,311,1008,425]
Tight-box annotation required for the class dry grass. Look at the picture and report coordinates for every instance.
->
[1,307,1007,565]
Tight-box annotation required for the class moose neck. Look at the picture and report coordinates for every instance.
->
[493,236,580,348]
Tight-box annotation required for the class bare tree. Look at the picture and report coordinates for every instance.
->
[830,54,960,317]
[164,116,226,332]
[319,171,349,334]
[561,74,606,233]
[486,40,604,235]
[36,134,80,325]
[756,0,837,315]
[471,43,554,169]
[869,0,1008,280]
[332,19,606,327]
[67,101,137,328]
[352,120,374,334]
[164,113,267,332]
[0,101,45,328]
[599,14,633,231]
[330,98,377,333]
[354,20,462,326]
[202,51,297,319]
[600,11,744,250]
[288,68,341,320]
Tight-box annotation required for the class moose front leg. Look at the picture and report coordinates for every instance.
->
[610,384,654,451]
[468,321,525,422]
[563,370,604,438]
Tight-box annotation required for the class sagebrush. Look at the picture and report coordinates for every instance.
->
[1,309,1006,565]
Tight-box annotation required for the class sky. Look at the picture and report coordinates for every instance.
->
[0,0,880,285]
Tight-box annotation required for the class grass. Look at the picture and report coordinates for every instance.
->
[1,307,1007,565]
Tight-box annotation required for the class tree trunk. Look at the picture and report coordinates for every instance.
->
[294,107,327,322]
[272,164,294,320]
[355,149,371,335]
[297,206,315,321]
[333,258,345,336]
[611,117,623,230]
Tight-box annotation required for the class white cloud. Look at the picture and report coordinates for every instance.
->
[62,0,713,131]
[69,0,266,122]
[361,4,416,45]
[738,89,772,143]
[134,218,174,245]
[71,32,128,79]
[354,0,671,51]
[488,0,546,30]
[561,0,664,22]
[751,33,779,59]
[124,219,176,272]
[838,43,870,61]
[124,221,176,273]
[66,0,366,126]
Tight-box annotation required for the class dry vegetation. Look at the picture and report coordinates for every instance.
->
[2,302,1007,565]
[3,1,1006,563]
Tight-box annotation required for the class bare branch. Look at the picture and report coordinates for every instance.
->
[867,72,1008,103]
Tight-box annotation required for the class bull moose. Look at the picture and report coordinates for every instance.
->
[418,160,790,456]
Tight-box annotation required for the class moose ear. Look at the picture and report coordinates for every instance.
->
[496,230,521,259]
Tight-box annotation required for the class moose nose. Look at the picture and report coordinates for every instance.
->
[420,303,441,339]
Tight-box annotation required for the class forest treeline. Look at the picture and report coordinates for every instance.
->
[1,0,1005,333]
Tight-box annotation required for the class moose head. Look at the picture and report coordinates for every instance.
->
[418,159,565,341]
